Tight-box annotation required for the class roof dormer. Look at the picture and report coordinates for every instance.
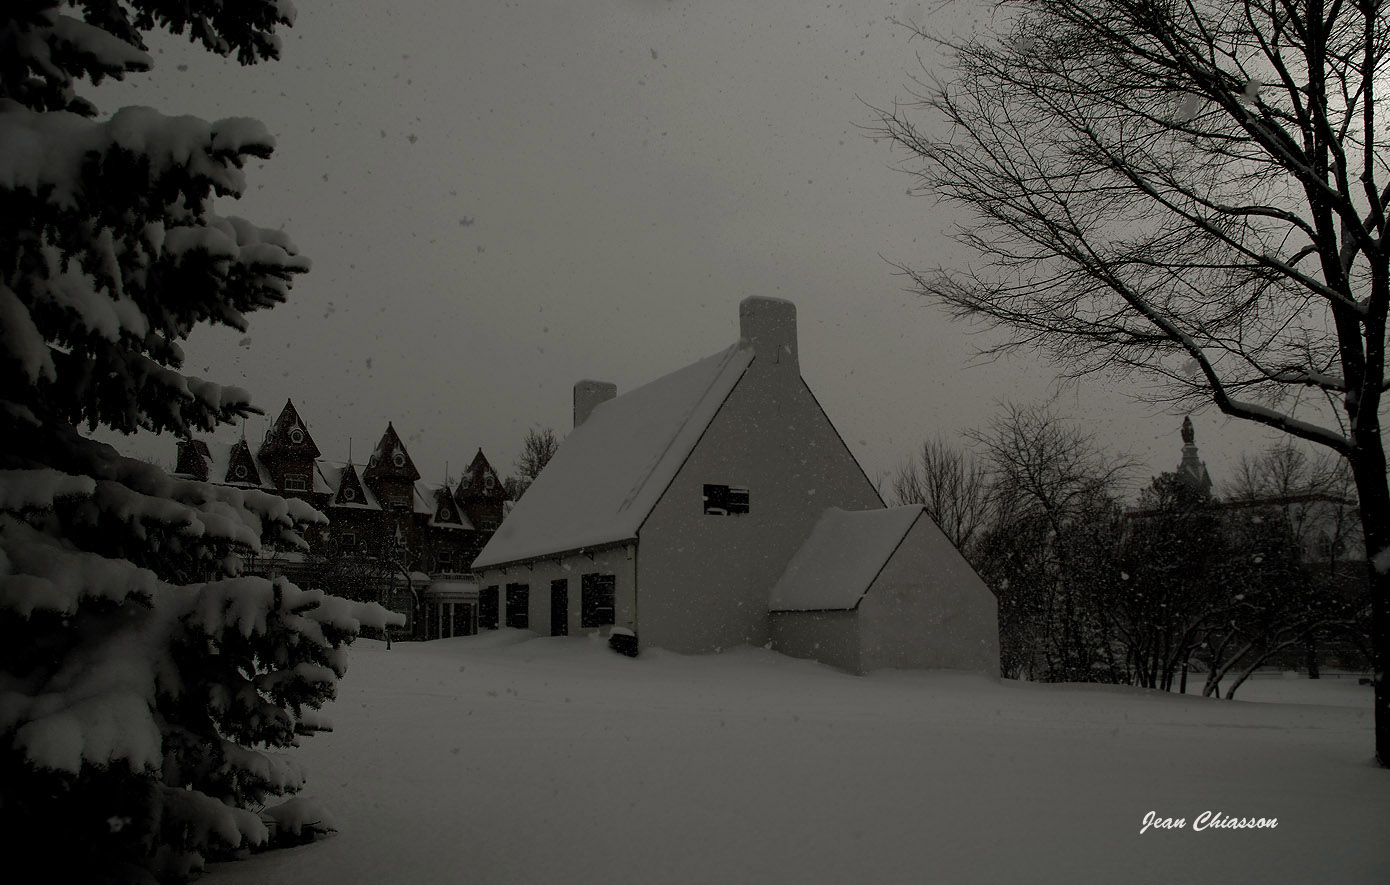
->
[175,439,212,481]
[455,448,505,502]
[224,438,262,486]
[363,423,421,485]
[333,462,370,508]
[431,485,470,527]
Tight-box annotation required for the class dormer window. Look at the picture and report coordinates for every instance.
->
[284,474,308,491]
[392,451,406,468]
[289,427,305,445]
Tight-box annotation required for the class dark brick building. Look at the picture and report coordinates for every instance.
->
[175,399,508,639]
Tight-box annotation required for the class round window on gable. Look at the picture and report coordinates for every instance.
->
[392,451,406,468]
[343,487,356,502]
[234,464,248,479]
[484,474,495,490]
[439,507,452,521]
[289,427,305,445]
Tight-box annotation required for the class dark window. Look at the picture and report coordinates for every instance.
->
[339,531,356,550]
[581,573,616,628]
[703,484,749,515]
[480,585,499,629]
[437,548,453,568]
[505,583,529,629]
[550,579,569,637]
[284,474,308,491]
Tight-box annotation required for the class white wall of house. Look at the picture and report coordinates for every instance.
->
[637,358,883,653]
[475,543,636,637]
[769,610,861,672]
[857,517,999,674]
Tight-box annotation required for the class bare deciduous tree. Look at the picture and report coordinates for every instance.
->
[1225,442,1366,678]
[877,0,1390,763]
[971,403,1130,681]
[891,436,993,553]
[509,425,560,499]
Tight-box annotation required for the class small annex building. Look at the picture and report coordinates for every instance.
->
[769,507,997,673]
[471,296,998,673]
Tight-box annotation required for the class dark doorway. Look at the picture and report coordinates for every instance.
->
[550,579,569,636]
[479,586,498,629]
[505,583,529,629]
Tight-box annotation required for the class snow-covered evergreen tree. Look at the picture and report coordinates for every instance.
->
[0,2,400,880]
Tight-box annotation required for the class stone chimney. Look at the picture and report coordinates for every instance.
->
[574,379,617,428]
[739,296,798,370]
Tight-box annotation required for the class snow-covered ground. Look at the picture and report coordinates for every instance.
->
[210,633,1389,884]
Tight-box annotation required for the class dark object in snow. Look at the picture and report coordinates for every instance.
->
[609,628,639,657]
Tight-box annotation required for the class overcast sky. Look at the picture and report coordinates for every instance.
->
[93,0,1288,497]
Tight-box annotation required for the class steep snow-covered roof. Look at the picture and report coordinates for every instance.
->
[473,342,754,568]
[768,506,925,611]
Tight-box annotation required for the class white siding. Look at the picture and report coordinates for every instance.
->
[637,360,882,653]
[475,544,636,638]
[858,516,999,674]
[769,610,860,672]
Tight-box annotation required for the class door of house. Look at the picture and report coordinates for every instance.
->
[451,601,474,637]
[550,579,568,637]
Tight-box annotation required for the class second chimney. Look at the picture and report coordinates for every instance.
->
[574,379,618,428]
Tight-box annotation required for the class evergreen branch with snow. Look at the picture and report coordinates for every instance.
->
[0,3,402,881]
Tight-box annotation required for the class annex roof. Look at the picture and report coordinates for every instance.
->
[472,342,754,568]
[768,506,925,612]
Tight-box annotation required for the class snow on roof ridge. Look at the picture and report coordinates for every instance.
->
[616,341,748,514]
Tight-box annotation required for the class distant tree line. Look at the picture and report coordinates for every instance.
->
[892,405,1369,697]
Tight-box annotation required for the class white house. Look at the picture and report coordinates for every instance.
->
[471,296,998,672]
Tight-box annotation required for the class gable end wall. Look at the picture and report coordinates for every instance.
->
[636,359,883,653]
[857,516,1000,674]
